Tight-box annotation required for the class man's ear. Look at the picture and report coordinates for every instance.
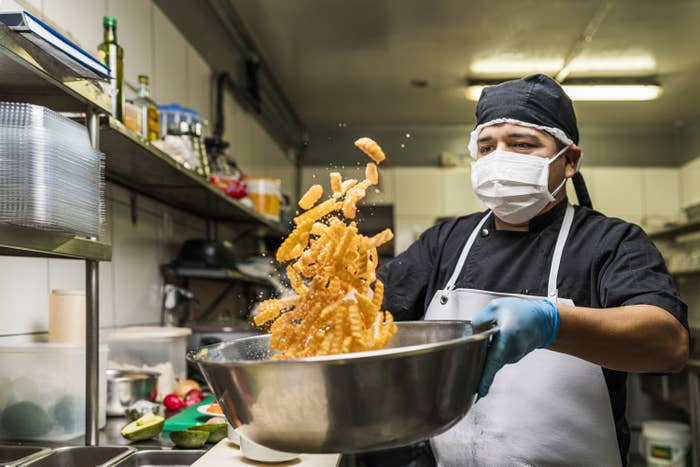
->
[564,145,582,177]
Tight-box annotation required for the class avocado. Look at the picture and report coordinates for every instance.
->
[52,396,84,431]
[1,401,52,437]
[120,413,165,442]
[170,429,209,448]
[188,422,227,443]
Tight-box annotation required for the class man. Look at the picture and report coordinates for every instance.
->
[374,74,688,467]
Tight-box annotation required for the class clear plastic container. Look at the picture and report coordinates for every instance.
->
[0,102,104,238]
[103,327,191,399]
[0,344,108,441]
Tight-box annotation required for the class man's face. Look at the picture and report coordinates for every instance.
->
[475,123,579,193]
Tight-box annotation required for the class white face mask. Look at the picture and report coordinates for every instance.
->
[471,145,570,225]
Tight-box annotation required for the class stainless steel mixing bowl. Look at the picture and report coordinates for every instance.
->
[188,320,496,454]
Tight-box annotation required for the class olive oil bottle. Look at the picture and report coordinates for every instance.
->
[97,16,124,121]
[133,75,160,141]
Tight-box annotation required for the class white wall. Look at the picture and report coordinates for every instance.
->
[0,0,296,337]
[302,164,687,255]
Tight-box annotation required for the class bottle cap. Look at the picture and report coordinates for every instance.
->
[103,16,117,27]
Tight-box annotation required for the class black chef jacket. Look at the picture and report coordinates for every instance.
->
[367,198,688,467]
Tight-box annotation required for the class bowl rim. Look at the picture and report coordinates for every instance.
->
[188,320,498,367]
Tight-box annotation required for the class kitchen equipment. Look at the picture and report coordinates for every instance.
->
[0,343,108,441]
[0,102,104,237]
[0,445,50,467]
[48,290,85,344]
[188,320,496,454]
[240,435,299,463]
[112,449,205,467]
[162,396,213,432]
[157,104,209,177]
[190,439,341,467]
[245,177,281,221]
[103,326,191,398]
[641,420,691,467]
[22,446,134,467]
[177,239,238,269]
[105,369,160,417]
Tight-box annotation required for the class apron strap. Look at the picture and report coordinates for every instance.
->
[547,203,575,300]
[444,212,492,291]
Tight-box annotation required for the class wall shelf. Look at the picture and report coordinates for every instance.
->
[648,219,700,241]
[161,265,273,287]
[0,224,111,261]
[0,24,111,113]
[101,117,288,237]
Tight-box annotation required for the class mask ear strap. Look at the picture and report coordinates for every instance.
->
[547,144,571,165]
[550,176,567,197]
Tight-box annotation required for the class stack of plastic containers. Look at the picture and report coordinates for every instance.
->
[0,102,104,238]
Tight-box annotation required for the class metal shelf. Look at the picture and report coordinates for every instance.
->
[101,117,288,236]
[0,224,111,260]
[0,24,111,113]
[162,264,273,286]
[648,219,700,241]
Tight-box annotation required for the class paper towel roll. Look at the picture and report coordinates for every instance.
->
[49,290,86,344]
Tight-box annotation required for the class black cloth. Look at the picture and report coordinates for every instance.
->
[377,199,688,466]
[476,74,580,144]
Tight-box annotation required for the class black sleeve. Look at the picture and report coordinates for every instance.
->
[377,225,442,321]
[597,222,688,329]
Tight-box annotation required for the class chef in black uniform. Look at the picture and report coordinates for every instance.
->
[360,74,689,467]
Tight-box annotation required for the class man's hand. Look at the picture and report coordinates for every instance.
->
[473,297,560,397]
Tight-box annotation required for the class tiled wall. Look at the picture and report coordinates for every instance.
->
[0,0,296,337]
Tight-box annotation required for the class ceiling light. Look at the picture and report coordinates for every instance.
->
[464,80,662,102]
[569,56,656,73]
[470,58,563,75]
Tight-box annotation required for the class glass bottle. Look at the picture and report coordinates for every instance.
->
[97,16,124,121]
[133,75,160,141]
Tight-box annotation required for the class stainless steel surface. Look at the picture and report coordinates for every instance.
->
[112,449,205,466]
[0,24,111,113]
[22,446,134,467]
[0,445,50,467]
[0,224,111,261]
[86,259,99,446]
[689,370,700,467]
[106,370,160,417]
[189,320,496,453]
[101,117,287,234]
[85,107,101,448]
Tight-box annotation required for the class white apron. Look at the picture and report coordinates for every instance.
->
[425,204,622,467]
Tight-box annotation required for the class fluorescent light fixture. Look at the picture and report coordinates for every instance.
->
[470,58,564,75]
[465,81,662,102]
[471,55,655,75]
[568,56,656,73]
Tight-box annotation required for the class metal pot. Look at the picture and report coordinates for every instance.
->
[106,370,159,417]
[188,320,497,454]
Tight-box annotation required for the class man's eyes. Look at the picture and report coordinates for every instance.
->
[478,142,534,154]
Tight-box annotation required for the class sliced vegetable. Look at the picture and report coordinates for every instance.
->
[170,429,209,448]
[120,413,165,442]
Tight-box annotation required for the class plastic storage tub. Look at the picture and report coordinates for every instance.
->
[103,327,191,398]
[0,344,108,441]
[245,177,281,221]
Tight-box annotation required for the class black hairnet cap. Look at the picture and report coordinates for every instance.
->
[475,74,579,145]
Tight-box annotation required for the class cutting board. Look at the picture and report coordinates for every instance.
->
[163,396,216,431]
[191,439,341,467]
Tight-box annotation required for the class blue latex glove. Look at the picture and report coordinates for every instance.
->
[473,297,560,398]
